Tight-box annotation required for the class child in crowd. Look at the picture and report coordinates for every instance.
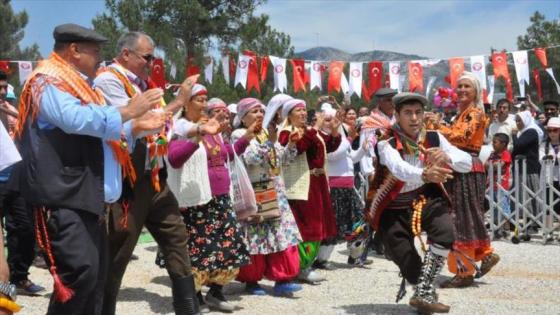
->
[485,132,512,237]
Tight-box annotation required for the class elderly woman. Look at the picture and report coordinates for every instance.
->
[277,99,342,283]
[167,84,258,312]
[428,72,499,288]
[230,97,303,296]
[514,110,544,231]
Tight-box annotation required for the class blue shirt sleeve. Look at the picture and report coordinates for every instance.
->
[37,84,123,140]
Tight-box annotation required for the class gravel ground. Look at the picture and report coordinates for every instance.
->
[18,239,560,314]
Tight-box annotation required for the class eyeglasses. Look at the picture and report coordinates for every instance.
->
[549,128,560,133]
[130,50,155,63]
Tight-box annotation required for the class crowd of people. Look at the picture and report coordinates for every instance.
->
[0,23,559,315]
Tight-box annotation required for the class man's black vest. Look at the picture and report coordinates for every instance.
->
[18,120,105,215]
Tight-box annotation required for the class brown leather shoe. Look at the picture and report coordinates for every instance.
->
[479,253,500,277]
[440,275,474,288]
[409,296,451,313]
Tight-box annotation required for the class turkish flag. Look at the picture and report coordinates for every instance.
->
[244,50,260,94]
[186,54,200,77]
[491,52,513,101]
[328,61,344,93]
[534,48,548,69]
[291,59,307,93]
[368,61,383,96]
[150,58,167,89]
[0,61,11,74]
[533,68,543,101]
[259,56,269,82]
[408,62,424,93]
[448,57,464,88]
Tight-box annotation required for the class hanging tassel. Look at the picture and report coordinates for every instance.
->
[34,208,75,303]
[119,201,130,230]
[395,274,407,303]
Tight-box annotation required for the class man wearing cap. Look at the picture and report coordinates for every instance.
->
[94,31,201,315]
[365,92,471,314]
[15,23,165,314]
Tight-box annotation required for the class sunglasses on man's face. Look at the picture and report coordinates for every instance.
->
[131,50,155,63]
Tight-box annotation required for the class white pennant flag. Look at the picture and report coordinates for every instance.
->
[470,55,487,91]
[204,58,213,84]
[487,75,496,104]
[545,68,560,95]
[341,72,350,94]
[169,62,177,79]
[269,56,288,92]
[221,56,230,84]
[310,61,322,91]
[425,76,437,97]
[389,62,401,91]
[512,50,530,97]
[234,55,251,89]
[412,59,441,67]
[18,61,33,85]
[348,62,363,98]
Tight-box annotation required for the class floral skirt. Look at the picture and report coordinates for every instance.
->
[445,167,490,250]
[182,195,250,271]
[243,176,302,255]
[330,187,364,242]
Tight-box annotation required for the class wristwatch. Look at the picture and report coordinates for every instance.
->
[0,282,17,301]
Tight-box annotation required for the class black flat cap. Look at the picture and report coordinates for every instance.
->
[53,23,108,43]
[375,87,398,97]
[392,92,428,108]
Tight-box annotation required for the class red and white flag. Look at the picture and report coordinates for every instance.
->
[234,54,251,89]
[291,59,307,93]
[534,48,548,68]
[150,58,166,89]
[512,50,530,97]
[348,62,363,98]
[328,61,344,93]
[367,61,383,96]
[221,56,230,84]
[408,62,423,93]
[448,57,464,88]
[388,62,401,91]
[491,52,513,101]
[310,61,323,91]
[470,55,487,91]
[18,61,33,85]
[269,56,287,92]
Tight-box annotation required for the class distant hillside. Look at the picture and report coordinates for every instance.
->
[295,46,450,96]
[295,46,428,62]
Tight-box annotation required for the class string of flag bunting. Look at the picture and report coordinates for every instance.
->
[1,45,559,104]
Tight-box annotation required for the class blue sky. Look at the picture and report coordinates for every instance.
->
[11,0,560,59]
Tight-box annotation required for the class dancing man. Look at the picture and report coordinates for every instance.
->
[365,93,472,314]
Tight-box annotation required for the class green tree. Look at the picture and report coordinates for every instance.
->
[517,11,560,101]
[92,0,297,104]
[0,0,42,94]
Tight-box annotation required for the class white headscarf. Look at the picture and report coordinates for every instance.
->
[263,93,293,128]
[517,110,544,142]
[457,71,484,111]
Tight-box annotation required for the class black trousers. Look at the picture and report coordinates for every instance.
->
[46,208,107,315]
[378,197,454,284]
[0,181,36,283]
[102,175,192,315]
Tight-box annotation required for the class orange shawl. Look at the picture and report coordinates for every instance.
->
[16,52,136,184]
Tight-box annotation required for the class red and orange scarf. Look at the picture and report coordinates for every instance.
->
[16,52,136,185]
